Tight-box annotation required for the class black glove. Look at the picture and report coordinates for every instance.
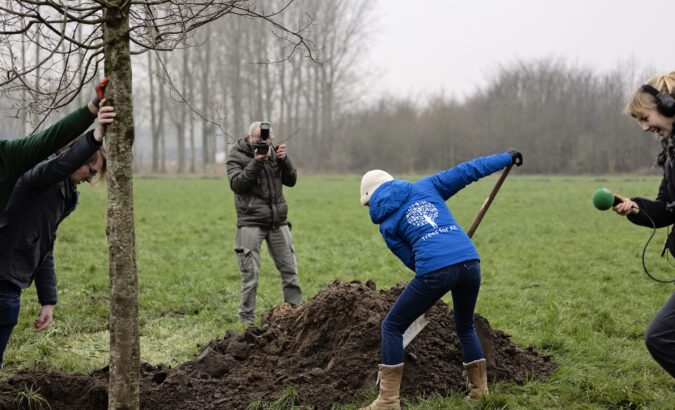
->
[507,148,523,166]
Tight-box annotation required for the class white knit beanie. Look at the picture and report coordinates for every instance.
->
[360,170,394,206]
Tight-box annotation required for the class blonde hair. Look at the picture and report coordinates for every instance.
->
[89,147,107,185]
[625,71,675,119]
[58,136,108,185]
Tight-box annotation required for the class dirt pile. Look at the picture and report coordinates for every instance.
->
[0,280,555,409]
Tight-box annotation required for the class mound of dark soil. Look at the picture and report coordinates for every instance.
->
[0,280,554,409]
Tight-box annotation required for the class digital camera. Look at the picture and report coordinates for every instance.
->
[253,140,270,156]
[260,122,271,140]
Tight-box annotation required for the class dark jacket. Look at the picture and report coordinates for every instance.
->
[0,131,102,305]
[369,152,512,275]
[628,157,675,229]
[0,105,96,217]
[226,138,297,229]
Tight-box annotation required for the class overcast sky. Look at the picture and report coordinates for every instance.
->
[367,0,675,100]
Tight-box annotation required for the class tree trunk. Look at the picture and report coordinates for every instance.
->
[291,62,302,143]
[278,62,286,138]
[148,52,159,172]
[201,26,212,171]
[177,48,188,173]
[102,2,140,409]
[158,59,166,174]
[311,66,320,164]
[32,30,40,129]
[21,35,28,136]
[188,61,196,173]
[77,19,86,108]
[231,19,243,139]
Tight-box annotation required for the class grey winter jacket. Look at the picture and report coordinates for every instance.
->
[226,138,297,229]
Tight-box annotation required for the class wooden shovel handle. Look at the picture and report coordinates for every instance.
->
[466,164,513,238]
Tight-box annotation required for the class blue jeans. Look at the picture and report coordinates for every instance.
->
[381,260,483,365]
[0,281,21,368]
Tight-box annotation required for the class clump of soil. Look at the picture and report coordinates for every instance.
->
[0,280,555,409]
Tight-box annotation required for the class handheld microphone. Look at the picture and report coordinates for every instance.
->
[592,188,622,211]
[592,188,675,283]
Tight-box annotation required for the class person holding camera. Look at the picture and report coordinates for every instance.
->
[226,121,302,325]
[613,72,675,379]
[0,78,108,217]
[0,101,114,369]
[358,149,522,409]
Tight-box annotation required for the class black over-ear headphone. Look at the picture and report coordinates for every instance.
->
[641,84,675,117]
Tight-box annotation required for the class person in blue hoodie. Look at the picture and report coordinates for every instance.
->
[358,149,522,410]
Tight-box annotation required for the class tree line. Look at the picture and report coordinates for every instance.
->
[0,2,661,176]
[136,54,668,175]
[334,59,659,175]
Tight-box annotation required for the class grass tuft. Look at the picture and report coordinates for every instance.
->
[13,383,51,410]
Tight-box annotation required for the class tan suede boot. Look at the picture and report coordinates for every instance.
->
[463,358,489,400]
[359,363,404,410]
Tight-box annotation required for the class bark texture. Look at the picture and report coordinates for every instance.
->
[103,2,140,409]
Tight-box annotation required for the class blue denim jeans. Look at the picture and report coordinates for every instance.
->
[0,281,21,368]
[381,260,483,365]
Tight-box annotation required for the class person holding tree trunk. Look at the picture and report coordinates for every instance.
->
[0,78,108,217]
[0,100,114,369]
[358,149,522,409]
[613,72,675,379]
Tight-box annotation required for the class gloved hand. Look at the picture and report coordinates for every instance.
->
[92,77,109,108]
[507,148,523,166]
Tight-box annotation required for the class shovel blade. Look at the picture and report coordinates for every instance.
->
[402,313,429,348]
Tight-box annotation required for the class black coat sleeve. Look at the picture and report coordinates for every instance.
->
[628,197,675,228]
[279,156,297,187]
[227,154,265,194]
[19,130,102,192]
[657,177,669,202]
[34,249,57,306]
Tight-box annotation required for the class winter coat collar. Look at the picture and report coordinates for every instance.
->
[369,179,412,224]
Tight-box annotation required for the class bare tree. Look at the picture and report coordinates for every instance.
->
[147,51,160,172]
[0,1,313,408]
[199,26,213,170]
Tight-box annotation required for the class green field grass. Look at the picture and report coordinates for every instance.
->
[2,174,675,409]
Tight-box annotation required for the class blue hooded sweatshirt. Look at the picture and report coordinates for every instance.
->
[368,152,512,276]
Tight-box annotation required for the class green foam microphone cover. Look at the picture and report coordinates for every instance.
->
[592,188,615,211]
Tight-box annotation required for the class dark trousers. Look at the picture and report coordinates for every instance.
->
[380,260,483,365]
[0,281,21,368]
[645,292,675,378]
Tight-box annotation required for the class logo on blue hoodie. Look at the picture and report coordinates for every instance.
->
[405,201,439,229]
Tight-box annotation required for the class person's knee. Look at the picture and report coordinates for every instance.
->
[0,301,20,327]
[241,281,258,293]
[381,316,404,336]
[645,324,658,353]
[381,318,394,335]
[644,318,671,357]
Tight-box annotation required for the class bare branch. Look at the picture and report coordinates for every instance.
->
[153,49,237,143]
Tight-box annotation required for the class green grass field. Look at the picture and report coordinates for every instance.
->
[3,174,675,409]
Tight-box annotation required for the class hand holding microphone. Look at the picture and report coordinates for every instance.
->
[613,194,639,216]
[592,188,639,215]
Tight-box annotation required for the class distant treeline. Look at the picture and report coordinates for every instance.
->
[0,0,661,175]
[330,60,660,175]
